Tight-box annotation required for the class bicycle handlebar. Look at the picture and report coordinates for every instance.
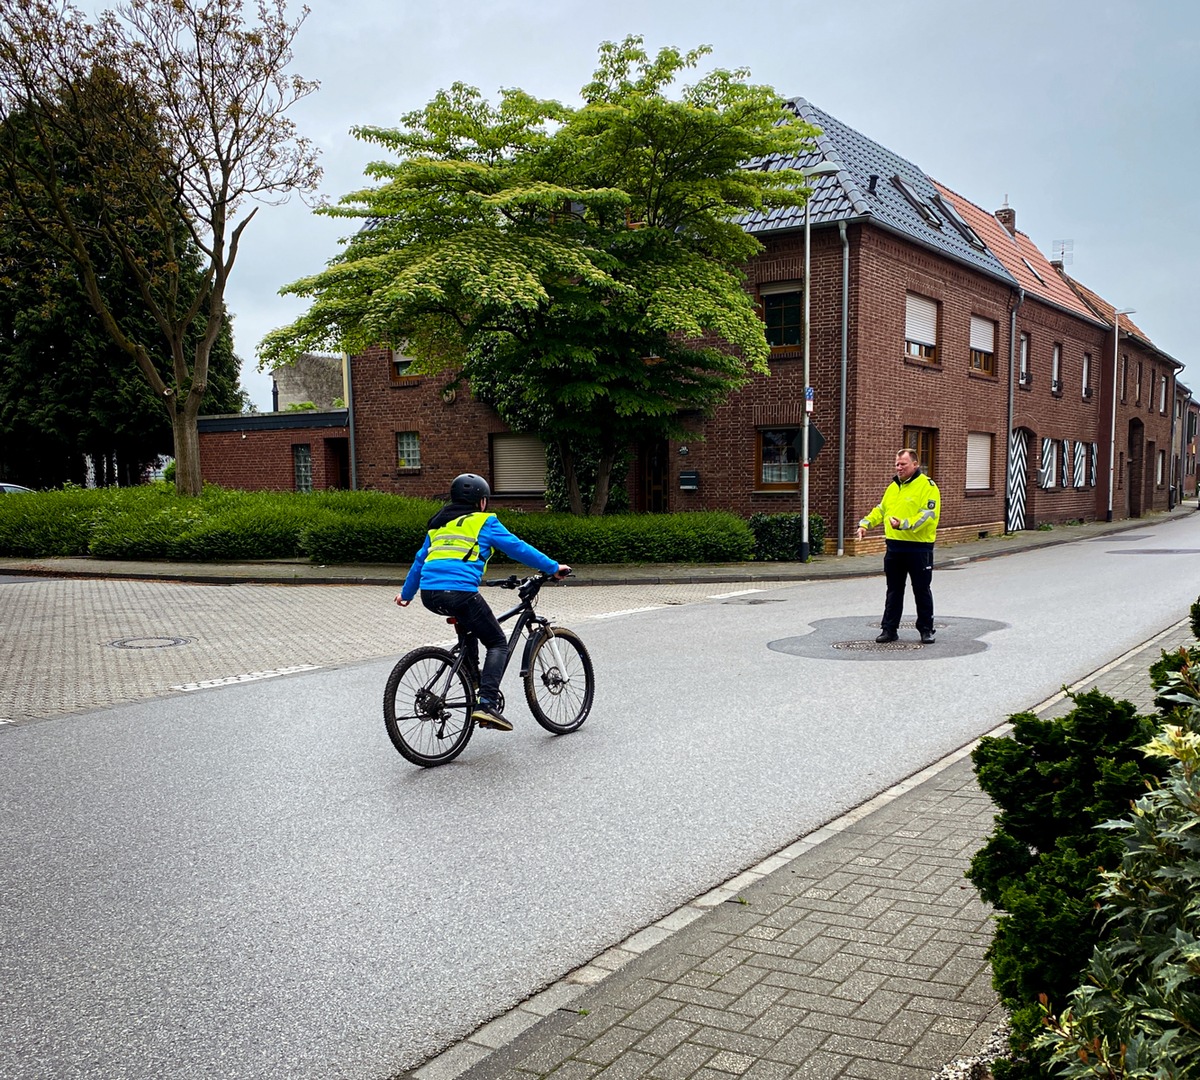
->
[484,570,571,591]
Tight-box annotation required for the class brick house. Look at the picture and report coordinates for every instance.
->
[199,98,1185,548]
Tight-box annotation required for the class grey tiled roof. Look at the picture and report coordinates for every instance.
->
[743,98,1017,287]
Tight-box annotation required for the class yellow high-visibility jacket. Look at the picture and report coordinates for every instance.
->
[859,471,939,543]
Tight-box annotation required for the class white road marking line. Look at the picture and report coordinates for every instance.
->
[707,589,764,599]
[170,665,320,692]
[591,606,667,619]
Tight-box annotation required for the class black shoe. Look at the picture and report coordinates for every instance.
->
[875,631,898,643]
[472,703,513,731]
[920,630,936,645]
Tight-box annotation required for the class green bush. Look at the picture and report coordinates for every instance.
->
[748,512,825,561]
[0,486,754,565]
[968,691,1167,1079]
[1191,594,1200,639]
[1036,663,1200,1078]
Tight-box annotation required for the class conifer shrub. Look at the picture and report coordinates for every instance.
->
[1036,661,1200,1078]
[968,691,1166,1079]
[747,512,825,560]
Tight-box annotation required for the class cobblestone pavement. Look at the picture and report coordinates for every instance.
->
[0,577,793,726]
[409,619,1193,1080]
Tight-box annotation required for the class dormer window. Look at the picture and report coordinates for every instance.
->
[891,175,942,227]
[932,193,986,249]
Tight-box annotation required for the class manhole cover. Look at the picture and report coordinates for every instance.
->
[832,639,925,652]
[108,636,192,650]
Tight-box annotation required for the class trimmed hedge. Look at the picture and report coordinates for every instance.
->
[0,486,756,565]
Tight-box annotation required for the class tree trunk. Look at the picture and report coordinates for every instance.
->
[558,442,585,516]
[588,445,617,517]
[172,404,203,496]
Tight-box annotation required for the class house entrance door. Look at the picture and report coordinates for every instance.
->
[639,440,669,513]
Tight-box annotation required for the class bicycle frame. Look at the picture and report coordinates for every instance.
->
[446,575,571,686]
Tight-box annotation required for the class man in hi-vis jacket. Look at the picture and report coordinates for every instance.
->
[856,448,940,645]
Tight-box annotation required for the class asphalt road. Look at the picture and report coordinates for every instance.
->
[3,515,1199,1079]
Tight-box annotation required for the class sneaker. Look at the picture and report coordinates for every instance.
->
[920,630,936,644]
[472,703,513,731]
[875,630,898,643]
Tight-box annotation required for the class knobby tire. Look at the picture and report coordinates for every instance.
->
[384,646,475,767]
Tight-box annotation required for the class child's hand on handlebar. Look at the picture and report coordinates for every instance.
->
[554,564,572,579]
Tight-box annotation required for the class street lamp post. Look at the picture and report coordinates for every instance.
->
[799,160,841,561]
[1107,308,1135,522]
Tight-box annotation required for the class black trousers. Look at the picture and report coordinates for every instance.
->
[420,590,507,705]
[881,541,934,635]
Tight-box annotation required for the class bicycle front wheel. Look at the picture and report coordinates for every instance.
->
[384,647,475,767]
[524,627,594,734]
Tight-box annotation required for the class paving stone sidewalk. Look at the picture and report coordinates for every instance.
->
[409,619,1193,1080]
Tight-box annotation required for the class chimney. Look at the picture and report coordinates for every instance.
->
[995,205,1016,236]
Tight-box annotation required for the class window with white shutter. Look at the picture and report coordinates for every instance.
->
[904,294,938,363]
[969,316,996,376]
[491,434,546,494]
[966,432,993,490]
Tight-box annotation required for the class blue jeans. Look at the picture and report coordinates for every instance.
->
[420,590,507,704]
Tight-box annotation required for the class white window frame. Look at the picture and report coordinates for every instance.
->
[1082,353,1092,398]
[396,431,421,470]
[760,282,803,352]
[1051,344,1062,393]
[1019,333,1031,385]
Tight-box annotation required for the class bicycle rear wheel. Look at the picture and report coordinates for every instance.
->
[384,647,475,767]
[524,627,594,734]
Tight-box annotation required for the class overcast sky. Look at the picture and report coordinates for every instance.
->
[226,0,1199,411]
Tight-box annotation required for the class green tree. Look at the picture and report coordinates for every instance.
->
[0,101,244,486]
[263,36,819,514]
[0,0,320,495]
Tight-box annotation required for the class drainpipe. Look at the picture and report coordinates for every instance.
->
[1168,368,1178,509]
[1003,288,1025,533]
[342,353,358,490]
[836,221,850,556]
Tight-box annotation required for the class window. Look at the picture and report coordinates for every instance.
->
[1039,437,1056,489]
[1136,361,1143,404]
[293,444,312,493]
[932,193,986,249]
[396,431,421,470]
[1019,333,1031,386]
[892,175,942,226]
[491,433,546,494]
[903,426,937,480]
[1073,442,1087,488]
[756,428,800,489]
[966,432,993,490]
[1082,353,1092,399]
[760,284,802,351]
[390,353,419,385]
[969,316,996,376]
[904,293,938,363]
[1061,439,1072,488]
[1157,449,1166,486]
[1160,373,1168,413]
[1120,355,1128,402]
[1051,344,1062,393]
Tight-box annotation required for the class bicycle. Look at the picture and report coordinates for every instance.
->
[383,571,595,767]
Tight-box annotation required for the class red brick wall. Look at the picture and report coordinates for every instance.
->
[347,345,547,510]
[200,424,349,492]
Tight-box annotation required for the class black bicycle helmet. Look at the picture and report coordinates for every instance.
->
[449,473,490,505]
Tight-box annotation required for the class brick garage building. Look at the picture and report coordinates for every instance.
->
[199,98,1185,552]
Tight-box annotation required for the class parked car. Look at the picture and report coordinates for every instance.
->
[0,483,34,494]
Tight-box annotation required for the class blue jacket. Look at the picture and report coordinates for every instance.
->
[400,510,558,601]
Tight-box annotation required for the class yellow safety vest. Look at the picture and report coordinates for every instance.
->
[424,512,492,566]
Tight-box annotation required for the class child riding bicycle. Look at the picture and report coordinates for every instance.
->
[395,473,571,732]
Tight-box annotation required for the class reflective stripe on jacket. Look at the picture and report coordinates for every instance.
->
[859,471,940,543]
[400,512,559,600]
